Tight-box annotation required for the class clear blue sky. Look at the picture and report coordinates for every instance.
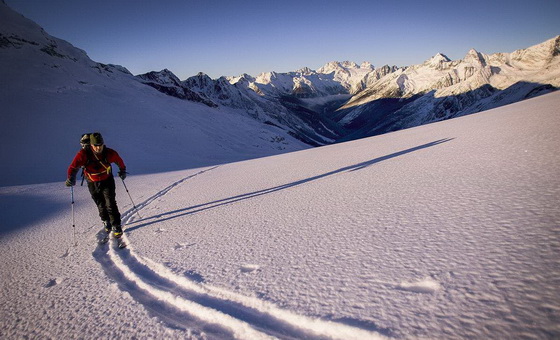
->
[6,0,560,80]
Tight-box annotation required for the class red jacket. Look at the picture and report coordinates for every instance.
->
[68,147,126,182]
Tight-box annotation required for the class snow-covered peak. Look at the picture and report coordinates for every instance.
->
[314,60,377,93]
[195,71,210,77]
[137,69,182,86]
[317,61,361,74]
[424,53,451,68]
[227,73,255,85]
[463,48,487,66]
[255,71,278,83]
[341,60,359,68]
[317,61,340,74]
[360,61,374,70]
[183,72,214,90]
[252,71,298,94]
[295,67,315,75]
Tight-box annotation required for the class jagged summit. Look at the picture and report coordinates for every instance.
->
[360,61,374,69]
[184,72,214,88]
[295,67,314,75]
[428,53,451,63]
[463,48,487,65]
[317,60,365,74]
[424,53,452,69]
[138,69,181,84]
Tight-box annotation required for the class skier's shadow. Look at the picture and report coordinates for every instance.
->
[126,138,454,233]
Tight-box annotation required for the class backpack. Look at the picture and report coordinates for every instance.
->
[80,133,91,150]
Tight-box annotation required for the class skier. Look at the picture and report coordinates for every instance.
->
[66,132,127,239]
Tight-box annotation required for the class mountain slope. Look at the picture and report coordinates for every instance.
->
[1,92,559,339]
[0,2,308,186]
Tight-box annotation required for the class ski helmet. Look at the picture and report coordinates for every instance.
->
[90,132,104,146]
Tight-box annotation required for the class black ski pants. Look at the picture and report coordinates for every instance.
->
[87,176,122,228]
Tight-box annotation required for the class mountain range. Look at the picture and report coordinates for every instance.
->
[138,37,560,145]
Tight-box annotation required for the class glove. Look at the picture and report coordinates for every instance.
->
[118,169,127,180]
[65,178,76,187]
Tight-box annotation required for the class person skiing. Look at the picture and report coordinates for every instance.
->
[66,132,127,239]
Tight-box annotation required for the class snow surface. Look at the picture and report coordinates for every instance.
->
[1,92,559,339]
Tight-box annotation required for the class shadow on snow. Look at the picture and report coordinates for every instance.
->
[126,138,454,234]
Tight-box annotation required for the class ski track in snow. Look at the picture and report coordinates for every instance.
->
[93,166,386,340]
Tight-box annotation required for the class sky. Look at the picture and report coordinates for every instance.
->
[5,0,560,80]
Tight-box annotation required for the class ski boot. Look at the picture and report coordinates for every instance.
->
[113,225,123,239]
[103,221,112,234]
[97,221,112,244]
[113,225,126,248]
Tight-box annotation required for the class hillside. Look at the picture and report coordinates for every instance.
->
[0,2,308,186]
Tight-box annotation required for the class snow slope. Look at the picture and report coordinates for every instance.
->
[0,2,308,187]
[1,92,559,339]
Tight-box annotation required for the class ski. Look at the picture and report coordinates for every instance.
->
[97,230,110,244]
[96,229,126,248]
[116,238,127,249]
[99,235,110,244]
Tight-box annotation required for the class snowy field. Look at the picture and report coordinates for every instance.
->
[1,92,559,339]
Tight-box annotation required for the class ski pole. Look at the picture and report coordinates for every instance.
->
[70,186,77,247]
[80,167,85,186]
[121,178,142,219]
